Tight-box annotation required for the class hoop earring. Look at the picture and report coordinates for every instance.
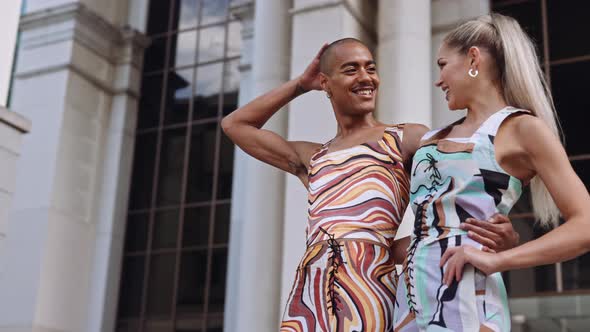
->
[326,92,332,99]
[468,68,479,78]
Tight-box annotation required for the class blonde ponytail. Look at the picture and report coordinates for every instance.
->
[444,13,562,227]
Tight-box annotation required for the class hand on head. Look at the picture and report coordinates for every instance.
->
[297,43,330,92]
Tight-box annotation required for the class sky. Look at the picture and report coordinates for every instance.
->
[0,0,23,107]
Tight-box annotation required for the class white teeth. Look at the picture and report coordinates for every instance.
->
[356,89,372,96]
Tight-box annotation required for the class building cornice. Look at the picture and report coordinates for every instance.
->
[0,106,31,134]
[19,3,150,67]
[289,0,376,43]
[230,1,255,39]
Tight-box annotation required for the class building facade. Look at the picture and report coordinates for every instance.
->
[1,0,589,331]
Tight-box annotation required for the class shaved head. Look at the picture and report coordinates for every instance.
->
[319,38,370,75]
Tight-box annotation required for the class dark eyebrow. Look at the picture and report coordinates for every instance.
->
[339,60,377,69]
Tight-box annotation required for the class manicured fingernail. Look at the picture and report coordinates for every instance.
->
[459,224,465,229]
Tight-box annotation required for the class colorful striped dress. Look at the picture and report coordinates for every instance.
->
[394,108,526,331]
[280,125,410,332]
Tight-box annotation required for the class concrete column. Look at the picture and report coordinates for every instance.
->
[0,108,30,259]
[282,0,377,309]
[0,2,148,332]
[431,0,489,127]
[377,0,431,126]
[226,0,292,331]
[85,28,149,332]
[224,2,255,332]
[376,0,432,240]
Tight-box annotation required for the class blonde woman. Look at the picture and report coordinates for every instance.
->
[394,13,590,331]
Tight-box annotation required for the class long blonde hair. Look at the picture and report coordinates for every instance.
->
[444,13,561,227]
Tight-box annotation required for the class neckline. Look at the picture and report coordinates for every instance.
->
[435,106,513,142]
[314,126,395,160]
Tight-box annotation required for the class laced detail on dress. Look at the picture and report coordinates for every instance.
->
[404,153,443,314]
[319,226,346,315]
[413,153,441,185]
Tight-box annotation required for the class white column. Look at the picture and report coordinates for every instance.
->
[85,28,149,332]
[282,0,377,310]
[226,0,291,331]
[224,2,254,332]
[377,0,431,126]
[431,0,489,127]
[0,108,30,260]
[0,2,147,332]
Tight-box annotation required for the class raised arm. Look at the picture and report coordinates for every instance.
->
[221,45,328,185]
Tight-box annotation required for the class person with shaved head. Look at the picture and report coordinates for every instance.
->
[221,38,518,331]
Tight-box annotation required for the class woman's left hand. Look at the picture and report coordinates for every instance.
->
[460,213,520,252]
[439,246,503,286]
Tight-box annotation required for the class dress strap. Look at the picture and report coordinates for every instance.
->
[384,124,405,142]
[309,138,334,162]
[475,107,531,137]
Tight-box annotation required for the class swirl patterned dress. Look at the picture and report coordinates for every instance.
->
[394,108,526,331]
[280,125,410,332]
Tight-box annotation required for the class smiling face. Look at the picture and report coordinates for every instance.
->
[434,43,474,111]
[320,42,379,116]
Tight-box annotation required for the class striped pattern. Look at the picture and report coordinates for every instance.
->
[306,126,409,248]
[281,126,410,332]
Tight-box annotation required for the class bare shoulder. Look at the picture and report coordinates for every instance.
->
[290,140,322,164]
[502,113,556,141]
[400,123,430,152]
[387,123,430,170]
[290,140,322,151]
[500,112,562,155]
[402,123,430,138]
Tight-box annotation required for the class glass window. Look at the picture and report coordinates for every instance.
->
[175,0,200,31]
[208,248,228,312]
[176,250,208,313]
[572,159,590,193]
[226,21,242,58]
[147,1,172,35]
[152,209,180,250]
[201,0,228,26]
[213,204,230,244]
[550,60,590,155]
[125,213,149,252]
[547,0,590,60]
[198,26,225,63]
[117,256,145,318]
[186,123,217,202]
[137,74,164,129]
[216,133,234,200]
[172,30,198,68]
[156,127,188,206]
[146,253,177,317]
[182,205,211,247]
[120,0,238,328]
[144,36,169,73]
[193,63,222,120]
[128,132,157,209]
[163,68,194,125]
[493,0,544,60]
